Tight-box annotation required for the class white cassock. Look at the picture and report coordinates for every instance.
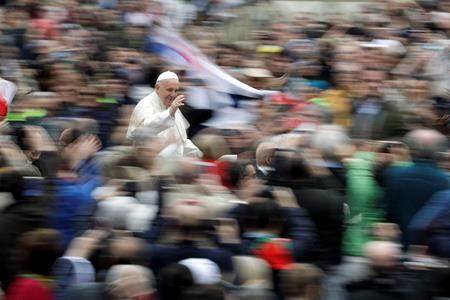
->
[127,91,202,158]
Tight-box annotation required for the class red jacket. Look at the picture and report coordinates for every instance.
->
[7,277,54,300]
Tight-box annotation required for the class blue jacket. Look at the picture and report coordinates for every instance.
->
[51,159,102,248]
[408,190,450,258]
[51,176,99,248]
[382,160,448,247]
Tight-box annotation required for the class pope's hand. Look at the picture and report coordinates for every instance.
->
[169,95,185,117]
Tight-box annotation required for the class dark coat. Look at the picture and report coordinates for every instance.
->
[65,283,107,300]
[292,186,345,269]
[382,161,448,248]
[0,199,51,288]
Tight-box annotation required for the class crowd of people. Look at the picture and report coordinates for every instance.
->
[0,0,449,299]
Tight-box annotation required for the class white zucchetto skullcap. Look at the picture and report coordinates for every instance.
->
[156,71,179,83]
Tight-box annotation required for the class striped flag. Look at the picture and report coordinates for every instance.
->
[144,27,266,99]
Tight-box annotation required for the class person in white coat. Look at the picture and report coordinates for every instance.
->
[127,71,202,157]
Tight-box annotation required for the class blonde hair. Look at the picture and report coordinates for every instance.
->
[280,263,324,299]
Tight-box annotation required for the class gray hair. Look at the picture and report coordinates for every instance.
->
[310,125,350,159]
[95,196,138,230]
[105,265,156,297]
[404,129,447,160]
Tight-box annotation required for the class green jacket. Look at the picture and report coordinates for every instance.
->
[344,151,384,256]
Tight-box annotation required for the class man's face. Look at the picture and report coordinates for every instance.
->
[155,79,180,108]
[363,70,385,96]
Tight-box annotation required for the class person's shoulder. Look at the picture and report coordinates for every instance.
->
[135,93,154,108]
[9,277,43,288]
[132,90,154,104]
[55,181,89,198]
[65,282,105,300]
[7,277,52,299]
[385,163,410,174]
[130,93,157,118]
[430,189,450,202]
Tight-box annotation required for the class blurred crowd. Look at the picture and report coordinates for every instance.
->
[0,0,450,299]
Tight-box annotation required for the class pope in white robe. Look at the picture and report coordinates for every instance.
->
[127,71,202,157]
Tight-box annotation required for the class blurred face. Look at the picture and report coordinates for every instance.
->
[172,202,207,227]
[298,107,324,124]
[155,79,180,108]
[336,70,357,88]
[407,80,429,101]
[136,138,165,168]
[362,70,385,96]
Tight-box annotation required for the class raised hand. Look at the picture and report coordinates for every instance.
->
[169,95,186,117]
[65,134,102,168]
[64,229,108,259]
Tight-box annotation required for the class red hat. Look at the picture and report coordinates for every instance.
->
[0,95,8,117]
